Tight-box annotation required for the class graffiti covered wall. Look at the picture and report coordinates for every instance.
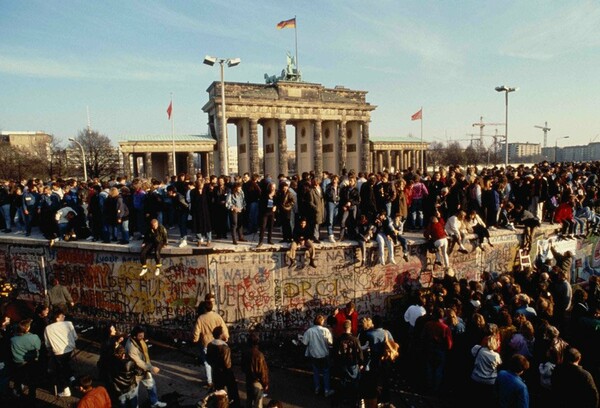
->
[1,228,597,341]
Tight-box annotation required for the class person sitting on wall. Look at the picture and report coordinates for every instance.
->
[511,204,541,251]
[445,210,469,255]
[140,218,168,277]
[286,217,316,268]
[51,206,78,246]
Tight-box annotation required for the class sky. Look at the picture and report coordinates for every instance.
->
[1,0,600,150]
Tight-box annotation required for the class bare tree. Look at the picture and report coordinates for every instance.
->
[70,129,120,179]
[443,142,466,165]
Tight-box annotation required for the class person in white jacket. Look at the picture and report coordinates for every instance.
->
[44,309,78,397]
[302,314,334,397]
[445,210,469,254]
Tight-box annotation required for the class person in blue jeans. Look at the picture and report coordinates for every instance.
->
[125,326,167,408]
[302,314,335,398]
[325,175,340,243]
[0,181,12,232]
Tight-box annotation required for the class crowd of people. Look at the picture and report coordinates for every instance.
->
[0,160,600,407]
[0,160,598,271]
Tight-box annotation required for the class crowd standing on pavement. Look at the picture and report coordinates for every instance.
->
[0,160,599,406]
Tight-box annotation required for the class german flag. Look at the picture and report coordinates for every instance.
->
[276,17,296,29]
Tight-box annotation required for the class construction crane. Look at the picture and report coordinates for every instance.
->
[472,116,504,150]
[534,121,551,147]
[464,131,506,165]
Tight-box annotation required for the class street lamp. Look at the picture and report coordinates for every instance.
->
[495,85,518,169]
[204,55,241,175]
[554,135,569,162]
[68,138,87,181]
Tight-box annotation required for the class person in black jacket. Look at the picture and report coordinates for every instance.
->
[339,175,360,241]
[286,217,316,268]
[551,347,599,408]
[207,326,240,408]
[360,175,377,223]
[140,219,168,277]
[190,179,212,246]
[104,187,130,244]
[241,333,269,408]
[109,345,139,407]
[167,185,189,247]
[257,182,277,248]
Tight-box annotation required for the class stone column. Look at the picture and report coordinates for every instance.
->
[338,121,347,171]
[208,152,215,176]
[187,152,195,176]
[167,151,174,177]
[144,152,152,179]
[313,119,323,175]
[385,150,391,171]
[361,122,370,173]
[278,119,288,176]
[122,152,131,178]
[395,151,400,173]
[200,153,208,177]
[249,118,259,175]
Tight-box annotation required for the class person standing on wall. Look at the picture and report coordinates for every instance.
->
[140,218,168,277]
[167,185,189,248]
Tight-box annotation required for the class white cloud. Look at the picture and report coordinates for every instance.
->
[500,1,600,60]
[0,51,201,81]
[338,5,463,67]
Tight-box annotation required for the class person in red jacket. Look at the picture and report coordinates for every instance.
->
[424,212,450,270]
[421,307,453,395]
[77,375,111,408]
[331,301,359,338]
[554,197,575,238]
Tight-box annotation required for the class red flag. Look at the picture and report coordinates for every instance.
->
[277,17,296,29]
[411,108,422,121]
[167,101,172,120]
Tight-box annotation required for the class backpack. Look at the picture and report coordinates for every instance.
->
[382,331,400,362]
[337,335,359,365]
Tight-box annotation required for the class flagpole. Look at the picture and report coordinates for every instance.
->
[294,15,299,77]
[171,93,176,176]
[420,106,423,170]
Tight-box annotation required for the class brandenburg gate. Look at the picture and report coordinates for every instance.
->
[202,80,376,176]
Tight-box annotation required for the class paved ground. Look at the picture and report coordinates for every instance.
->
[0,329,452,408]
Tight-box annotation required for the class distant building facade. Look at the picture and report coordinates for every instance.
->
[546,142,600,162]
[505,142,541,162]
[0,131,51,160]
[118,135,216,179]
[370,136,427,173]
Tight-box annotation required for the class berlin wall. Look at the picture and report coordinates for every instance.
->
[1,227,598,342]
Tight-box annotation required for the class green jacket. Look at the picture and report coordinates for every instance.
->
[144,225,168,245]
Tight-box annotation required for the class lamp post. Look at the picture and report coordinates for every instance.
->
[554,135,569,162]
[495,85,518,169]
[68,138,87,181]
[203,55,241,176]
